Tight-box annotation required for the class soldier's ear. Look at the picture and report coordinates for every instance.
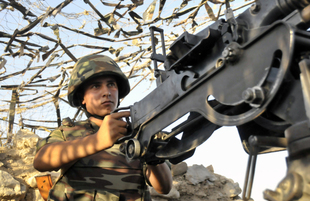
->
[80,94,86,106]
[80,97,87,110]
[75,88,85,106]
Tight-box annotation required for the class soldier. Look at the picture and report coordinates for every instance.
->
[33,54,172,200]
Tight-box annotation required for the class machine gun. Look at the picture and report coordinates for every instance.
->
[117,0,310,200]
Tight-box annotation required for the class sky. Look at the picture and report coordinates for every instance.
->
[0,1,289,200]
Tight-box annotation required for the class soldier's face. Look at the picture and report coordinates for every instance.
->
[82,76,119,117]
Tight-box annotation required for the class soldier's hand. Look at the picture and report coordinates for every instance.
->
[96,111,130,150]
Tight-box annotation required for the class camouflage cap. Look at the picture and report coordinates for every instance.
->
[68,54,130,107]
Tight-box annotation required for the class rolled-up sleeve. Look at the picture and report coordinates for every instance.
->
[36,129,65,152]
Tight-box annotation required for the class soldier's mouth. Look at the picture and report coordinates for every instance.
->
[101,101,113,105]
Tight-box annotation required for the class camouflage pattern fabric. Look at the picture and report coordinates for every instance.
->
[67,54,130,107]
[36,118,151,201]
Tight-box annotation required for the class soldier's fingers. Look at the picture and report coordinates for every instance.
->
[115,119,127,128]
[110,111,130,119]
[118,127,128,136]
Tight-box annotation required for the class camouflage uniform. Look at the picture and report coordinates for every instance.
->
[36,118,152,201]
[36,55,153,200]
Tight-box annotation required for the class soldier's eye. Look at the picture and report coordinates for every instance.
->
[91,84,100,89]
[107,82,116,87]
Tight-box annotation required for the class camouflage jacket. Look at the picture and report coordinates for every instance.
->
[36,118,152,201]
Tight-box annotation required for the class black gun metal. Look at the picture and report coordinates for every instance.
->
[122,0,310,200]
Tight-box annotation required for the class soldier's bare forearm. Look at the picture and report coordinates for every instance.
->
[146,163,172,194]
[33,133,110,172]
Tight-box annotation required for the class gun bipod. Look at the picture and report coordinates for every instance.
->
[242,141,258,201]
[242,135,288,200]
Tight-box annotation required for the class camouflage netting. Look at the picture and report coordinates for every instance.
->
[0,0,253,141]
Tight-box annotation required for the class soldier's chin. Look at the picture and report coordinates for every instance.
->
[88,109,110,117]
[94,105,115,116]
[100,110,112,117]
